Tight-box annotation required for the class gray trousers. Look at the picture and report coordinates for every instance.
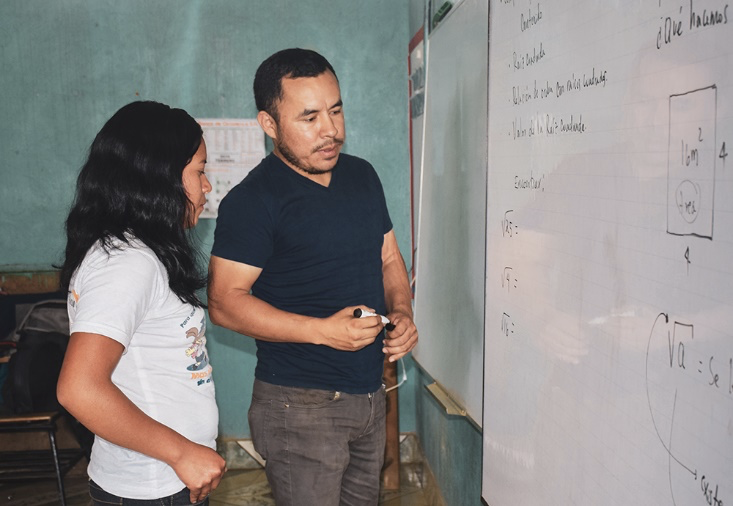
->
[248,379,386,506]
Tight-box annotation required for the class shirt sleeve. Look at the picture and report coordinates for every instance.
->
[371,164,393,235]
[211,184,275,268]
[70,247,163,350]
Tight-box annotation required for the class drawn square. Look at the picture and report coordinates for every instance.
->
[667,86,716,239]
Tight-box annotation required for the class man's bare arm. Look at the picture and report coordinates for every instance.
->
[207,255,382,351]
[381,230,418,361]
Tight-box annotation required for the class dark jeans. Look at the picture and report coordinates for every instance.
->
[89,479,208,506]
[249,379,386,506]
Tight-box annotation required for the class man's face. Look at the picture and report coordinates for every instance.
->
[269,71,345,176]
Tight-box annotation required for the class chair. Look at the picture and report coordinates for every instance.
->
[0,411,87,505]
[0,298,90,505]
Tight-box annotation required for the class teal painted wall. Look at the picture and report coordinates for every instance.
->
[0,0,414,437]
[1,1,485,502]
[415,363,482,506]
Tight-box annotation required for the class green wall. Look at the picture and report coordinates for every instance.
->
[1,1,485,503]
[0,0,413,437]
[415,362,482,505]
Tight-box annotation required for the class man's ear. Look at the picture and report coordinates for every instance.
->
[257,110,278,140]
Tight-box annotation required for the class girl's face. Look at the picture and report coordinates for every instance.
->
[182,138,212,227]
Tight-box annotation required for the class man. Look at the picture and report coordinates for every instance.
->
[208,48,418,506]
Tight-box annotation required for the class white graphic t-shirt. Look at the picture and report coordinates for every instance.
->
[68,237,218,499]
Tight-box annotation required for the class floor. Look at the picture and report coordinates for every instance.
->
[0,437,444,506]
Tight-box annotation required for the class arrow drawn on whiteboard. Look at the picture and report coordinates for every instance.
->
[645,312,698,496]
[665,390,696,506]
[684,247,690,275]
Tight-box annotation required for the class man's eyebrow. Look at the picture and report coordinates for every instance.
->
[297,108,319,118]
[296,100,343,119]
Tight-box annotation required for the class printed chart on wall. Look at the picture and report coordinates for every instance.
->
[197,118,265,218]
[483,1,732,505]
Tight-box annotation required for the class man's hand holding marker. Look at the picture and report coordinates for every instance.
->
[353,307,396,331]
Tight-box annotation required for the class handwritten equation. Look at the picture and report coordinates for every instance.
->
[646,313,732,506]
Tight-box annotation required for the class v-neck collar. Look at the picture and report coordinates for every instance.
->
[269,152,339,191]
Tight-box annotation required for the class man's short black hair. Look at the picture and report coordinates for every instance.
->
[254,48,338,120]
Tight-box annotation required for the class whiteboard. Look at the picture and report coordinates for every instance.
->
[483,1,733,505]
[413,0,488,426]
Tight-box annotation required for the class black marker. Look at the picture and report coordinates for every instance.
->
[353,308,396,331]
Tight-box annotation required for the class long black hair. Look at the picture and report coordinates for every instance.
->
[60,100,206,307]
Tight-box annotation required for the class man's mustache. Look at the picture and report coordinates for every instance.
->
[313,138,344,152]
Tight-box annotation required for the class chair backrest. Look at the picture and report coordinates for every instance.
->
[2,300,69,413]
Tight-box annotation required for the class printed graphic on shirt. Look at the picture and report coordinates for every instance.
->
[184,316,210,373]
[68,289,79,308]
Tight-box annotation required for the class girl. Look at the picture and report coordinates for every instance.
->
[57,101,225,505]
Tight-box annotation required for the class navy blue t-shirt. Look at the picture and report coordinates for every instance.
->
[212,152,393,393]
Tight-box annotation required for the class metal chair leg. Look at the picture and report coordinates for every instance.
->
[47,429,67,506]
